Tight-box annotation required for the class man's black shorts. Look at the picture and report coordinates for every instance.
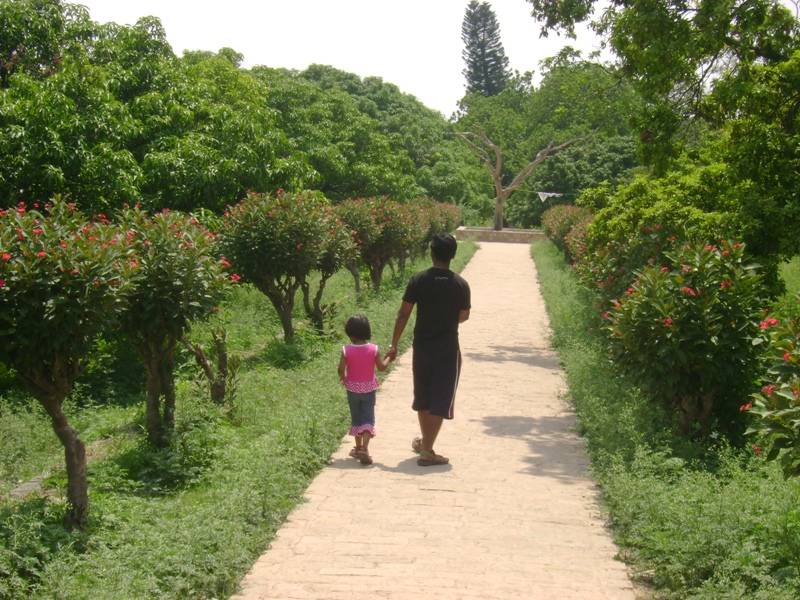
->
[412,338,462,419]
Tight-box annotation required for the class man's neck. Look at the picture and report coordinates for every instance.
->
[432,260,450,270]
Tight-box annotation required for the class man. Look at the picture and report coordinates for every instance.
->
[386,232,471,466]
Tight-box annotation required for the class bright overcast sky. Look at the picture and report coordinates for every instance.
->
[76,0,607,118]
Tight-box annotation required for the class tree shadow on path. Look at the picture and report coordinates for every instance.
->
[477,414,590,483]
[464,345,561,370]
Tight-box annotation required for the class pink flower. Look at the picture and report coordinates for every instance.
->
[681,286,696,296]
[1,253,10,260]
[720,281,732,289]
[130,261,138,268]
[230,274,241,282]
[753,444,762,455]
[760,318,780,329]
[783,352,791,362]
[0,279,4,287]
[740,402,752,411]
[661,266,669,271]
[36,251,45,258]
[601,311,610,319]
[761,385,776,397]
[663,317,673,327]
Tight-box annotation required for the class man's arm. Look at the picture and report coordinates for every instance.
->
[458,309,470,323]
[386,300,414,360]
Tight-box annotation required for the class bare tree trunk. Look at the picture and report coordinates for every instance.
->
[181,329,229,404]
[144,353,167,447]
[455,127,589,232]
[346,260,362,295]
[369,263,385,293]
[50,406,88,529]
[17,364,87,529]
[255,278,300,342]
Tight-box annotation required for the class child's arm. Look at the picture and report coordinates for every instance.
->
[337,349,347,382]
[375,347,393,372]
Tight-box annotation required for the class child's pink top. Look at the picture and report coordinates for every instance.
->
[342,343,380,393]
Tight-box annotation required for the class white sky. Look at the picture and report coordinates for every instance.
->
[75,0,607,118]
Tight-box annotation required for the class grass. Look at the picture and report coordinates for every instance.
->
[0,240,478,600]
[531,239,800,599]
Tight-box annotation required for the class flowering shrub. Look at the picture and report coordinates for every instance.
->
[220,190,354,340]
[748,312,800,476]
[0,199,135,527]
[540,204,592,253]
[116,205,232,446]
[576,224,679,313]
[604,239,765,435]
[564,213,593,265]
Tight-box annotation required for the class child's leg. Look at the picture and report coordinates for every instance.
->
[361,431,372,449]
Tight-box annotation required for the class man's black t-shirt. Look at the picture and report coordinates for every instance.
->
[402,267,471,344]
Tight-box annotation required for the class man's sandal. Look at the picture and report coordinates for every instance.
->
[417,448,449,467]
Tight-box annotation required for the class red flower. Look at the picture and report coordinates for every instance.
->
[36,251,45,258]
[720,281,732,288]
[753,444,762,455]
[230,274,241,282]
[663,318,673,327]
[0,279,4,287]
[783,352,791,362]
[681,286,696,296]
[739,401,752,411]
[761,385,776,397]
[760,318,780,329]
[1,253,10,260]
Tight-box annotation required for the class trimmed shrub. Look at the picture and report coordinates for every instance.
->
[541,204,592,253]
[604,239,766,436]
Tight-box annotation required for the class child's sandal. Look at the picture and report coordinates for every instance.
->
[348,446,359,458]
[356,447,373,465]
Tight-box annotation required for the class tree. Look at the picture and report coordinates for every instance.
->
[219,190,354,342]
[116,206,232,446]
[0,199,135,528]
[456,126,588,230]
[461,0,512,97]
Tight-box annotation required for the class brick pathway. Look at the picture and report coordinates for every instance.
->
[233,242,635,599]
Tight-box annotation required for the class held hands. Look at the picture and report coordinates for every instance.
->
[385,345,398,363]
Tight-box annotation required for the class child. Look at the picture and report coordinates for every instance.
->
[338,315,393,465]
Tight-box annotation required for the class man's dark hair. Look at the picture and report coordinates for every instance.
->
[430,232,458,262]
[345,315,371,340]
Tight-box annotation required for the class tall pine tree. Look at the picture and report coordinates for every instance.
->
[461,1,512,97]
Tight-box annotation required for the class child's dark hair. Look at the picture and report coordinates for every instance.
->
[430,232,457,262]
[345,315,371,340]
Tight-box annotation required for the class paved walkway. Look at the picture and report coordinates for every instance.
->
[233,242,636,599]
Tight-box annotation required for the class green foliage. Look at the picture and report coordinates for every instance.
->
[604,239,766,435]
[117,206,231,343]
[749,314,800,476]
[0,199,134,382]
[461,0,511,97]
[540,204,592,254]
[219,190,355,340]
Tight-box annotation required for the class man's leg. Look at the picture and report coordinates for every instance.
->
[418,409,444,454]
